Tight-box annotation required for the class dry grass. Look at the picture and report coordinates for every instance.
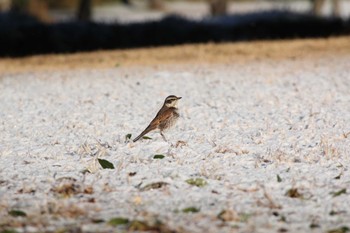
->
[0,36,350,75]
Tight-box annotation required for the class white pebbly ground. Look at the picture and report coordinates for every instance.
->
[0,55,350,233]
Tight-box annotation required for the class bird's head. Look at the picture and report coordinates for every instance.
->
[164,95,182,108]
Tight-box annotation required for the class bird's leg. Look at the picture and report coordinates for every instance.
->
[161,132,176,147]
[160,131,167,142]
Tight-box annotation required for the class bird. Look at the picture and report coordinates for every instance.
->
[133,95,182,142]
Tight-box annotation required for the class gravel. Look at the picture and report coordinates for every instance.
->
[1,55,350,233]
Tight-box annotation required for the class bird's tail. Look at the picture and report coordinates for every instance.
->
[133,125,155,142]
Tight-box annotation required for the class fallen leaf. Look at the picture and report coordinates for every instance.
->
[186,178,207,187]
[327,226,349,233]
[8,210,26,217]
[127,220,174,233]
[153,154,165,159]
[277,174,282,182]
[182,207,200,213]
[310,223,320,228]
[217,210,238,222]
[285,188,303,198]
[125,134,132,141]
[334,173,342,179]
[108,217,129,226]
[92,219,104,223]
[331,188,346,197]
[98,159,115,169]
[0,229,18,233]
[139,182,168,191]
[133,196,142,205]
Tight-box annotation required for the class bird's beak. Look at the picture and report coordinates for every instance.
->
[177,97,182,100]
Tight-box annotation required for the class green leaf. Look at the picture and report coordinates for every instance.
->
[98,159,115,169]
[186,178,207,187]
[108,217,129,226]
[142,136,152,140]
[8,210,26,217]
[153,154,165,159]
[182,207,200,213]
[331,188,346,197]
[277,174,282,182]
[0,229,18,233]
[125,134,132,141]
[327,226,350,233]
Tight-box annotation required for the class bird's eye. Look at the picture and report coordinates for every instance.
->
[166,100,172,104]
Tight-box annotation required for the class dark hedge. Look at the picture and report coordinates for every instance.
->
[0,10,349,57]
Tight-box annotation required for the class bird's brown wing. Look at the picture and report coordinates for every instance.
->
[149,108,174,128]
[133,108,174,142]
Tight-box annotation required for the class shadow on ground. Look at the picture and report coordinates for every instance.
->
[0,10,349,57]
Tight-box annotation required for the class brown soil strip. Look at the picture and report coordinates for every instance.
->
[0,36,349,75]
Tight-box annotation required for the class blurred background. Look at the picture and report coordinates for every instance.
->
[1,0,349,22]
[0,0,349,56]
